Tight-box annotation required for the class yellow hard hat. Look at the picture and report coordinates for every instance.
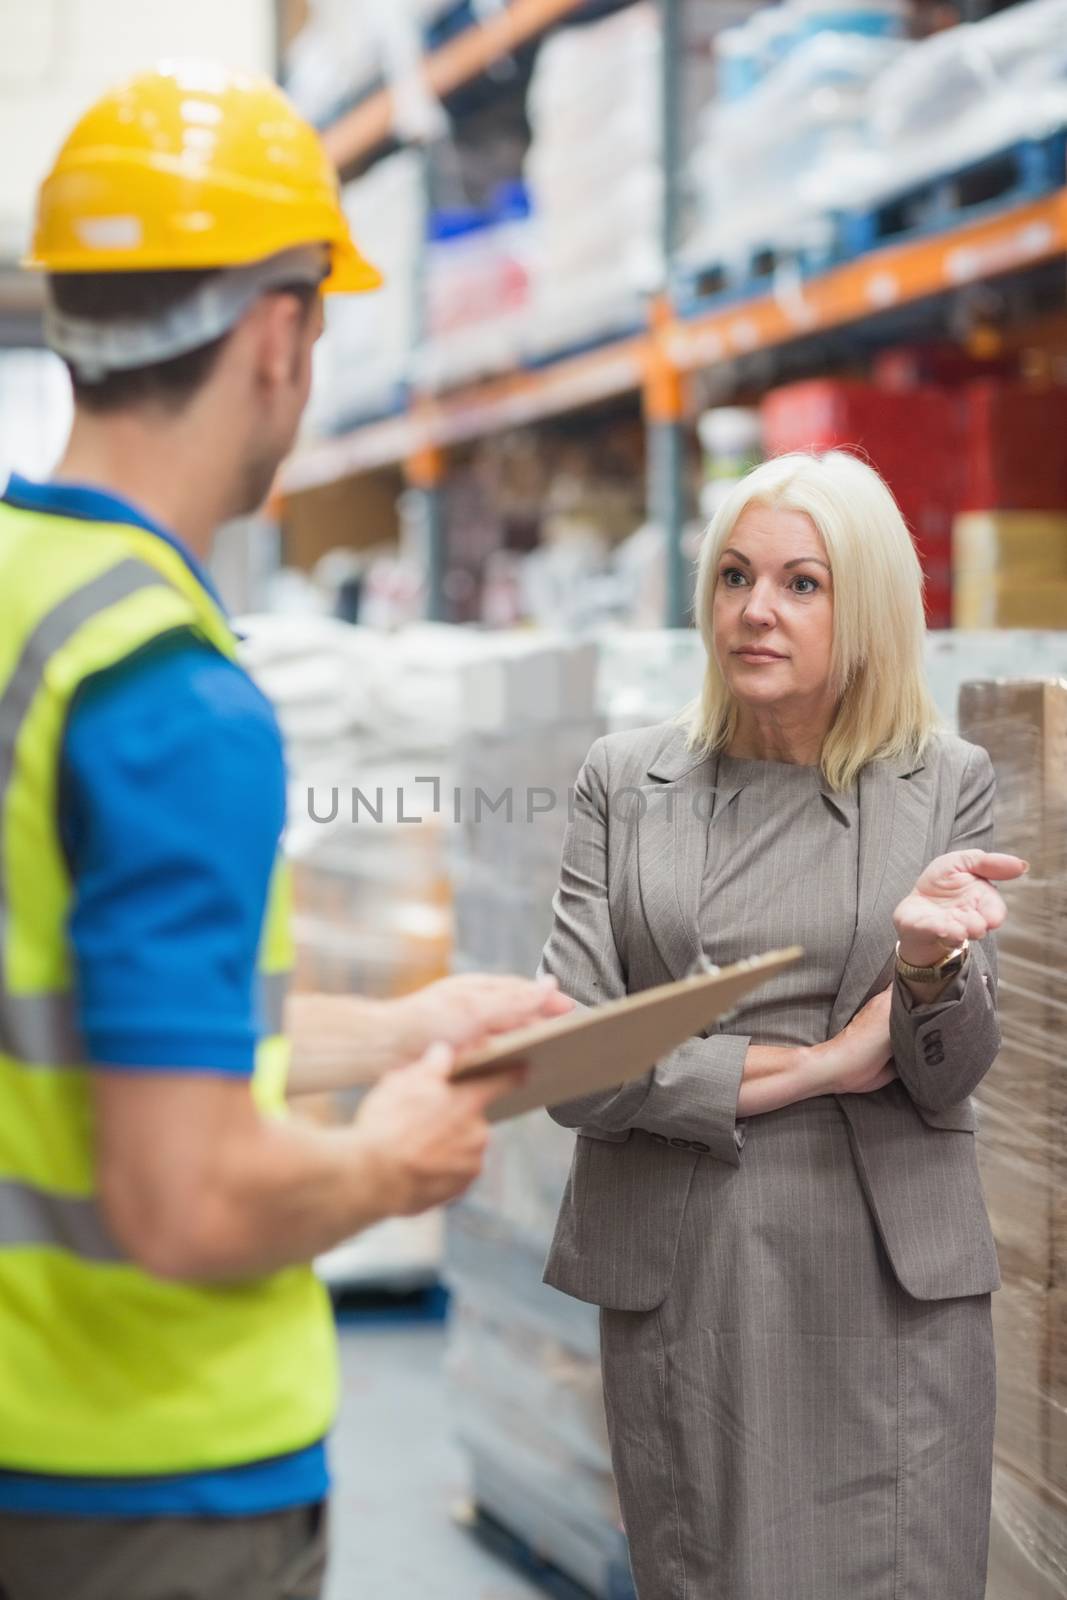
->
[26,61,382,293]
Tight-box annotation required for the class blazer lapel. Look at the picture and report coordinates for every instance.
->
[830,754,933,1030]
[637,740,745,981]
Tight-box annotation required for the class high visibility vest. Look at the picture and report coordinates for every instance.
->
[0,501,337,1475]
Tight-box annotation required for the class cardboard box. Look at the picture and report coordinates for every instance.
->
[952,574,1067,629]
[953,512,1067,580]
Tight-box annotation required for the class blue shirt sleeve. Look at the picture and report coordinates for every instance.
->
[59,631,288,1074]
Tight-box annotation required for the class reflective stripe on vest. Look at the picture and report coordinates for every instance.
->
[0,559,164,1065]
[0,502,336,1477]
[0,1178,122,1261]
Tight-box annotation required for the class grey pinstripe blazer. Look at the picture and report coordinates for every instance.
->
[541,722,1002,1311]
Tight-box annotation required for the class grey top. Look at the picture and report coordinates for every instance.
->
[700,754,860,1048]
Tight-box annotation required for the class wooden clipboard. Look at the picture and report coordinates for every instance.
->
[452,946,803,1122]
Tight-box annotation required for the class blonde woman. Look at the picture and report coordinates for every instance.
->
[541,452,1024,1600]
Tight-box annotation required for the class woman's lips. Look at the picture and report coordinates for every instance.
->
[734,649,786,661]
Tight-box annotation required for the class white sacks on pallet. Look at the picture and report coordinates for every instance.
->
[522,0,732,360]
[442,635,629,1595]
[305,152,425,434]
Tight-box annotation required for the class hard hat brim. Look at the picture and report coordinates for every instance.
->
[325,236,384,294]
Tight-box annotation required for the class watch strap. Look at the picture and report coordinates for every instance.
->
[895,939,969,984]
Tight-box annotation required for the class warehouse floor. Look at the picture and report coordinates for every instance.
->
[323,1321,546,1600]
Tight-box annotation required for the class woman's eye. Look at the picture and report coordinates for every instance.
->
[721,568,748,587]
[791,575,819,595]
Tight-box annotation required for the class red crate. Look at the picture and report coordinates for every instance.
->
[760,380,960,627]
[958,382,1067,512]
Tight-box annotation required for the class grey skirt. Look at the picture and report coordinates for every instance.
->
[599,1100,995,1600]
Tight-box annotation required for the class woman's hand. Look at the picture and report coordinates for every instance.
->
[892,849,1028,967]
[808,987,896,1096]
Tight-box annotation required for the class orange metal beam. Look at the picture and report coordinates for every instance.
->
[277,336,648,498]
[663,189,1067,372]
[279,190,1067,499]
[421,334,649,447]
[279,413,421,495]
[322,0,587,171]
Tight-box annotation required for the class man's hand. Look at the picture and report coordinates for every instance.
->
[893,849,1028,967]
[396,973,573,1061]
[351,1043,521,1215]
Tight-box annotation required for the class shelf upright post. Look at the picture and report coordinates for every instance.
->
[652,0,689,627]
[412,139,449,622]
[405,440,448,621]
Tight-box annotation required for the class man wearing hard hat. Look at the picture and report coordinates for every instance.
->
[0,64,569,1600]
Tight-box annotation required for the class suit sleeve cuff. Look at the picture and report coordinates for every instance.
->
[889,952,994,1070]
[635,1034,750,1165]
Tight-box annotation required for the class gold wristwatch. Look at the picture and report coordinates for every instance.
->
[894,939,969,984]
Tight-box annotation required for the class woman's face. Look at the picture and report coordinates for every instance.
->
[711,504,835,715]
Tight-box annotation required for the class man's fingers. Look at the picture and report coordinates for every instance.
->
[420,1042,455,1077]
[458,1063,526,1112]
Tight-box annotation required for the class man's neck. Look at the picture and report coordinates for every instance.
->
[53,409,235,561]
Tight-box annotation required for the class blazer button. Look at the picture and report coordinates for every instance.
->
[669,1137,692,1150]
[649,1133,668,1146]
[691,1141,711,1154]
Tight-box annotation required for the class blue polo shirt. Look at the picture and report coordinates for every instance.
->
[0,473,328,1517]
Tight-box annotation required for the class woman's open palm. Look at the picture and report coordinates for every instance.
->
[893,849,1027,954]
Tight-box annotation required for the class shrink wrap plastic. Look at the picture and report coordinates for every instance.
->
[958,680,1067,1600]
[442,638,629,1596]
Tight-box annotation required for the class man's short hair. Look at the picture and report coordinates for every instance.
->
[48,270,230,413]
[48,270,319,414]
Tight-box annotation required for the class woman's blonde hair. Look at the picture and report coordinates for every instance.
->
[682,450,941,790]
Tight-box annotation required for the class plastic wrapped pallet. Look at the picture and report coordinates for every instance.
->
[442,636,634,1595]
[305,152,425,434]
[828,0,1067,218]
[956,679,1067,1600]
[522,1,731,361]
[683,24,905,285]
[237,618,507,1289]
[416,185,535,391]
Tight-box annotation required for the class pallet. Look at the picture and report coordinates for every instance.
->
[673,238,836,318]
[464,1503,636,1600]
[331,1281,451,1327]
[837,131,1067,261]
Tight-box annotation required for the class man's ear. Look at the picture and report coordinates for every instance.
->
[247,293,308,392]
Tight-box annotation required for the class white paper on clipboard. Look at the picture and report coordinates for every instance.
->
[452,947,803,1122]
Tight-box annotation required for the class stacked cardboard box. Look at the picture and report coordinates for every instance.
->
[957,679,1067,1599]
[952,384,1067,629]
[952,513,1067,630]
[442,637,635,1598]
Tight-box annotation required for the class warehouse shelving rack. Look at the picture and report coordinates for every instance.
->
[279,0,1067,624]
[321,0,593,173]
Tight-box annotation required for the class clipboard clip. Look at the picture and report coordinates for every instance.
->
[688,950,737,1030]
